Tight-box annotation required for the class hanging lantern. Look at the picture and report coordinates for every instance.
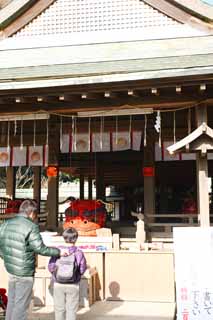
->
[143,166,155,177]
[47,166,58,177]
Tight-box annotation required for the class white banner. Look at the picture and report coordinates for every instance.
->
[174,227,213,320]
[12,146,27,166]
[92,132,110,152]
[132,131,142,151]
[28,146,43,166]
[0,147,10,167]
[60,134,70,153]
[73,133,90,153]
[112,131,130,151]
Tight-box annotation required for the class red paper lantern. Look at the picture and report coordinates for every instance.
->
[47,166,58,177]
[143,167,155,177]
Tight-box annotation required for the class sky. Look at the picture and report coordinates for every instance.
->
[201,0,213,5]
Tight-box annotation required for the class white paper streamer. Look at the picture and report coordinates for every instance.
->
[20,118,23,150]
[144,114,147,147]
[46,118,49,147]
[115,116,118,145]
[60,116,63,151]
[14,120,17,136]
[173,111,176,144]
[7,121,10,151]
[100,117,104,151]
[129,115,132,145]
[33,116,36,147]
[88,117,91,152]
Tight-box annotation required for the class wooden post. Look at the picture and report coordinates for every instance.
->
[47,175,59,229]
[46,115,60,230]
[196,105,210,227]
[6,167,15,199]
[33,167,41,212]
[88,175,93,199]
[80,174,84,200]
[96,163,105,200]
[143,126,155,223]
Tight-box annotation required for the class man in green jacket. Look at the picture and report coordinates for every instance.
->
[0,199,67,320]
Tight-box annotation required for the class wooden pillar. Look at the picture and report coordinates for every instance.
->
[33,167,41,212]
[196,105,210,227]
[96,163,105,200]
[80,174,84,200]
[88,176,93,199]
[143,127,155,223]
[6,167,15,199]
[46,116,60,230]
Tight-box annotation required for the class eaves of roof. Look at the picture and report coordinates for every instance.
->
[0,35,212,90]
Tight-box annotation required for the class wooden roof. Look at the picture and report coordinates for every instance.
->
[0,0,212,39]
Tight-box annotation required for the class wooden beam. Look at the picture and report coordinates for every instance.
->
[196,105,210,227]
[6,167,15,199]
[33,166,41,210]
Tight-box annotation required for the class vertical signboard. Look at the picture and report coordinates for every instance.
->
[174,227,213,320]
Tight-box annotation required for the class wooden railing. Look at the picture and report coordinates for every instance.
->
[145,213,213,233]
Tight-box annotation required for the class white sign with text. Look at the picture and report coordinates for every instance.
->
[174,227,213,320]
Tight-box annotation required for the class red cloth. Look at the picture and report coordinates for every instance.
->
[0,288,7,309]
[65,200,106,228]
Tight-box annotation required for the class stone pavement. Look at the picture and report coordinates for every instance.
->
[30,301,176,320]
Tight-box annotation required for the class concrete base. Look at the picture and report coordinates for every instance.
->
[30,301,176,320]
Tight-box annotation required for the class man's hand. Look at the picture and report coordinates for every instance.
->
[60,248,70,257]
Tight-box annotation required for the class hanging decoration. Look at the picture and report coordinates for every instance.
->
[46,166,58,177]
[74,117,77,152]
[28,146,43,166]
[14,120,17,136]
[7,120,10,151]
[88,117,91,152]
[71,116,75,152]
[144,114,147,147]
[60,116,63,152]
[100,117,104,151]
[173,111,176,144]
[154,111,161,147]
[188,108,191,135]
[46,118,49,147]
[129,115,132,146]
[33,115,36,147]
[115,116,118,146]
[20,118,23,150]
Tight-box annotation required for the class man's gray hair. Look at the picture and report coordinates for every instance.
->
[19,199,37,216]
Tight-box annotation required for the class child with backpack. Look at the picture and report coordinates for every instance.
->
[48,227,87,320]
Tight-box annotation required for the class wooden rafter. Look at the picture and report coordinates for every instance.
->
[143,0,213,32]
[0,0,56,38]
